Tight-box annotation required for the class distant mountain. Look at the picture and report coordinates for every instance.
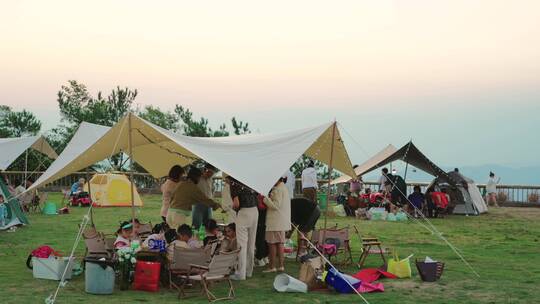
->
[360,164,540,185]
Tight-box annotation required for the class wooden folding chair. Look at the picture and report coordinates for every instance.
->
[353,225,387,269]
[179,249,240,302]
[168,246,212,291]
[311,226,353,265]
[82,226,113,259]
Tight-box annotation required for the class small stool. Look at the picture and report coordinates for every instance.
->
[357,238,387,268]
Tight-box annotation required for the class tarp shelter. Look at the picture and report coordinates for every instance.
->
[0,135,58,171]
[28,113,355,199]
[0,177,29,230]
[430,171,488,215]
[84,173,143,207]
[332,144,398,184]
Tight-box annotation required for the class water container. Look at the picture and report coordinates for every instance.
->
[133,261,161,292]
[198,226,206,240]
[85,258,115,295]
[317,193,328,210]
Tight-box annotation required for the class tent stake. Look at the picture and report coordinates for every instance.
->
[323,121,337,232]
[128,113,136,228]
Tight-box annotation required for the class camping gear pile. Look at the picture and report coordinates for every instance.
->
[366,208,408,222]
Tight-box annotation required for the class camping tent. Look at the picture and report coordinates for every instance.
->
[332,144,398,184]
[0,177,29,230]
[0,135,58,171]
[337,141,488,215]
[28,113,355,200]
[84,173,143,207]
[430,171,488,215]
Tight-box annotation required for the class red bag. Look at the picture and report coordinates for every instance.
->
[257,194,267,210]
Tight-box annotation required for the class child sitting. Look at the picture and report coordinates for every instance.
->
[142,222,168,249]
[203,219,219,247]
[167,224,199,261]
[114,221,133,249]
[220,223,238,252]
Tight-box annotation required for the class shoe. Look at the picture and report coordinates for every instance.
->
[277,267,285,272]
[230,274,245,281]
[262,268,277,273]
[255,259,267,267]
[263,257,269,264]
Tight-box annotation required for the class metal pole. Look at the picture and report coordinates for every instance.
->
[128,113,136,227]
[24,150,28,184]
[323,121,337,232]
[86,168,94,226]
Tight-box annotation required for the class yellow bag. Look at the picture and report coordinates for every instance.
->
[387,251,413,278]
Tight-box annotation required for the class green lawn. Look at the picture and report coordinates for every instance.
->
[1,193,539,304]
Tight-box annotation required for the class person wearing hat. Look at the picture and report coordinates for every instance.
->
[168,167,220,229]
[114,221,134,249]
[192,163,217,229]
[262,175,292,273]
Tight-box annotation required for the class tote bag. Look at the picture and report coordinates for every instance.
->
[387,251,413,278]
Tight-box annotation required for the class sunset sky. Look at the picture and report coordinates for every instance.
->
[1,0,539,169]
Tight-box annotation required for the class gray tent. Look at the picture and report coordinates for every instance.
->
[343,141,488,215]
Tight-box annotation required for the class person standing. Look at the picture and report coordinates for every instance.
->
[263,176,291,272]
[378,168,389,192]
[193,164,217,229]
[160,165,184,222]
[284,169,296,198]
[229,176,259,280]
[486,172,501,207]
[221,173,236,224]
[167,167,219,229]
[301,160,318,203]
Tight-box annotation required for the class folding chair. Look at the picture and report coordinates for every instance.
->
[29,192,47,213]
[168,246,212,291]
[312,226,353,265]
[179,249,240,302]
[137,222,153,241]
[353,225,387,269]
[82,226,112,259]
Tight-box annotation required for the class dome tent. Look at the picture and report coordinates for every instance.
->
[0,177,29,230]
[84,173,143,207]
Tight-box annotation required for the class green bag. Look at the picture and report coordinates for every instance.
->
[387,251,413,278]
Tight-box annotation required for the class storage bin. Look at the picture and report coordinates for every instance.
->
[32,256,74,280]
[85,258,115,295]
[133,261,160,292]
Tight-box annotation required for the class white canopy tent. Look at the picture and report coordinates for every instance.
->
[28,113,355,198]
[0,135,58,171]
[332,144,398,184]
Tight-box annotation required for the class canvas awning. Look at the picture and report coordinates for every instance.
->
[332,144,398,184]
[29,113,355,195]
[0,135,58,170]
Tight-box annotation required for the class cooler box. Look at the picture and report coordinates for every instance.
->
[32,256,74,280]
[85,258,115,295]
[133,261,161,292]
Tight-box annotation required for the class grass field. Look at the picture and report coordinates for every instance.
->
[1,193,539,304]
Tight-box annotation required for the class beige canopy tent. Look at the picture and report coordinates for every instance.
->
[332,144,398,184]
[0,135,58,171]
[29,113,355,200]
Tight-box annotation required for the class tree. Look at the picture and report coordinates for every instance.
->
[174,105,229,137]
[231,117,250,135]
[0,106,42,137]
[138,105,179,131]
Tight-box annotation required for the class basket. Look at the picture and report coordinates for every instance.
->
[415,259,444,282]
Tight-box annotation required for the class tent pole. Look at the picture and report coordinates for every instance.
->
[86,168,94,226]
[128,113,136,227]
[323,121,337,232]
[403,161,409,181]
[24,150,28,184]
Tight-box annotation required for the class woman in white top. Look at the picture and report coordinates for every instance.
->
[263,176,291,273]
[161,165,184,222]
[486,172,501,207]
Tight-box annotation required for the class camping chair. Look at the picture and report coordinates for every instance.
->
[353,225,387,269]
[60,189,71,207]
[168,246,212,291]
[82,226,112,259]
[311,226,353,265]
[18,190,36,212]
[137,222,153,241]
[178,249,240,302]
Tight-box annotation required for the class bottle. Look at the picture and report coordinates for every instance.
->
[198,226,206,240]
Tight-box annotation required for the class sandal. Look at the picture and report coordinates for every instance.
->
[262,268,277,273]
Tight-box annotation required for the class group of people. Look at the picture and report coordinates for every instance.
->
[158,163,301,280]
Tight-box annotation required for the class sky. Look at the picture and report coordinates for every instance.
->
[1,0,539,169]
